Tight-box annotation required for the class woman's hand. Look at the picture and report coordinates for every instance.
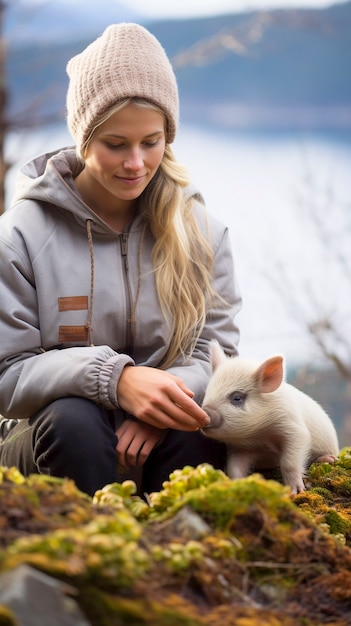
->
[117,365,211,431]
[116,418,164,470]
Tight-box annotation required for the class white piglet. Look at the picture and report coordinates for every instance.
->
[202,341,339,493]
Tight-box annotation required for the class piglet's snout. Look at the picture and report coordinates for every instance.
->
[201,407,222,429]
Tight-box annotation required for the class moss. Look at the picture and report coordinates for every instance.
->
[77,588,207,626]
[0,466,95,549]
[324,509,351,536]
[294,490,327,509]
[148,466,295,532]
[2,461,351,625]
[309,486,334,500]
[0,466,25,486]
[292,447,351,544]
[93,480,150,521]
[0,605,18,626]
[4,512,149,590]
[336,448,351,470]
[308,449,351,498]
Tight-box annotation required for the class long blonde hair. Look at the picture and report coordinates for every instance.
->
[83,98,218,369]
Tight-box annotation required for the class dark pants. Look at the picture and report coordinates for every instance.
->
[0,398,226,497]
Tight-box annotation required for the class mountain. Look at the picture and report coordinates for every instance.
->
[4,0,146,46]
[151,1,351,129]
[5,1,351,131]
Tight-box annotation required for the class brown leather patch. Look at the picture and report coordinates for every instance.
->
[58,296,88,312]
[59,326,88,342]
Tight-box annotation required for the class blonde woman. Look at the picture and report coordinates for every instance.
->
[0,24,241,496]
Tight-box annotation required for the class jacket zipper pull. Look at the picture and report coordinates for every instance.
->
[121,233,128,270]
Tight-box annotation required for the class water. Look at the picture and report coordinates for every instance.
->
[5,123,351,366]
[174,125,351,364]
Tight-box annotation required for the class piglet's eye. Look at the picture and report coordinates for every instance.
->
[229,391,246,407]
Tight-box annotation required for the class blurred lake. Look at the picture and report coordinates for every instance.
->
[5,123,351,366]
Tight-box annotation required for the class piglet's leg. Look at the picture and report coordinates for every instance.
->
[280,435,310,494]
[227,451,256,480]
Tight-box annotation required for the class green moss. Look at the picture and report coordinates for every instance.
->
[336,447,351,470]
[77,586,207,626]
[148,465,294,531]
[309,486,334,500]
[99,594,205,626]
[0,466,26,485]
[151,540,205,573]
[2,462,351,626]
[148,464,228,517]
[4,512,149,589]
[293,490,326,510]
[308,448,351,497]
[0,605,18,626]
[93,480,150,520]
[292,447,351,544]
[324,509,351,536]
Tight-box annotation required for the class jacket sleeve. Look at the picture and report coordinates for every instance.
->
[166,224,242,404]
[0,236,134,419]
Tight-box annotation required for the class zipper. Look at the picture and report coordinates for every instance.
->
[120,232,134,355]
[120,232,129,271]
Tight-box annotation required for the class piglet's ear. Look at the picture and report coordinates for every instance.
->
[255,356,284,393]
[210,340,227,372]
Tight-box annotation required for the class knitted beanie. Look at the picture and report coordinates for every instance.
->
[66,23,179,154]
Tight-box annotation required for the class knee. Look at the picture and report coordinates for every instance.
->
[30,399,119,495]
[31,398,115,448]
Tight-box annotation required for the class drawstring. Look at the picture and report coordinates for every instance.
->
[85,219,95,346]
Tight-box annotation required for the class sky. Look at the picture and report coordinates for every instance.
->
[127,0,345,19]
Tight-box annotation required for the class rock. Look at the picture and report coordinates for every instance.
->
[0,564,91,626]
[167,505,211,540]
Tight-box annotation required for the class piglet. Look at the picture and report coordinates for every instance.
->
[202,341,339,493]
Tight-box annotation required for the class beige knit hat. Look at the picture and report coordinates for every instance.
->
[66,23,179,154]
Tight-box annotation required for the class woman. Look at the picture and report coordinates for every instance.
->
[0,23,241,496]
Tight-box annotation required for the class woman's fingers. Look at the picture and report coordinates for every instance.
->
[134,395,209,431]
[117,365,210,430]
[116,418,164,468]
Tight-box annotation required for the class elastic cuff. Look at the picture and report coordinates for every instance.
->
[98,354,135,408]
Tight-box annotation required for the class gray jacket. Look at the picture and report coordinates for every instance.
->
[0,148,241,420]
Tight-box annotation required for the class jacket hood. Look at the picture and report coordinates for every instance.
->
[12,147,113,232]
[12,147,203,235]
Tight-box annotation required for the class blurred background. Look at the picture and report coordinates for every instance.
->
[1,0,351,443]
